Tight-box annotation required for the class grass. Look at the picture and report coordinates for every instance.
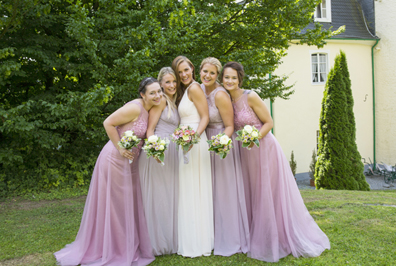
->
[0,189,395,265]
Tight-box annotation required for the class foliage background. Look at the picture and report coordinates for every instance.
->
[0,0,333,196]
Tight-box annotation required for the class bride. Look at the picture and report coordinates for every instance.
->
[171,55,213,257]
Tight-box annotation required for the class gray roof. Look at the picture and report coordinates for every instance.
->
[304,0,378,39]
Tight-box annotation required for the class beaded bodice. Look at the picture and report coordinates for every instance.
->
[116,100,148,140]
[232,90,263,131]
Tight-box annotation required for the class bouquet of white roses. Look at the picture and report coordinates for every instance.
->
[142,135,170,166]
[171,125,200,152]
[235,125,261,150]
[207,133,233,159]
[117,130,141,163]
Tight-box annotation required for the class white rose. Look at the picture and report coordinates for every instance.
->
[182,135,190,141]
[148,135,159,143]
[132,135,137,141]
[219,135,230,145]
[251,131,258,138]
[124,130,133,137]
[160,140,166,145]
[244,125,253,134]
[159,145,165,150]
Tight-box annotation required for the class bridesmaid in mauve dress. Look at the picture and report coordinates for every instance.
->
[221,62,330,263]
[199,57,249,256]
[54,77,162,266]
[172,55,213,257]
[139,67,180,255]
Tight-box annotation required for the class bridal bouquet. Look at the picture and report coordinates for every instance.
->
[207,133,233,159]
[118,130,141,163]
[235,125,261,150]
[142,135,170,166]
[172,125,200,152]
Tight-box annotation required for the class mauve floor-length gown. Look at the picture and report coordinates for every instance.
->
[177,81,214,257]
[54,100,154,266]
[139,105,180,255]
[201,84,249,256]
[233,90,330,262]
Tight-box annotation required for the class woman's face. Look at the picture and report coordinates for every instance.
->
[177,61,194,86]
[142,82,162,106]
[222,67,239,92]
[200,63,218,88]
[161,74,177,97]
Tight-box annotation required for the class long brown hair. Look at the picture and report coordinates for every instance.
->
[171,56,196,105]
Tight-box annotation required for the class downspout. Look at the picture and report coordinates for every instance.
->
[269,73,274,134]
[371,39,379,167]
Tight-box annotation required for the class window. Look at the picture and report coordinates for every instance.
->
[311,51,329,84]
[314,0,332,22]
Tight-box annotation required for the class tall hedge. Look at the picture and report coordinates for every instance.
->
[315,51,370,190]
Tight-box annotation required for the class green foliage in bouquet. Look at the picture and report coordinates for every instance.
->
[207,133,232,159]
[315,51,369,191]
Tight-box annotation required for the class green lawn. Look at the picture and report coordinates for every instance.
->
[1,190,395,265]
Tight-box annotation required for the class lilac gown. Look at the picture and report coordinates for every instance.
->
[233,90,330,262]
[201,84,249,256]
[54,100,155,266]
[139,105,180,255]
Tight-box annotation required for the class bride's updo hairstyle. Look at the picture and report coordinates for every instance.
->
[220,61,245,87]
[138,77,159,98]
[171,55,196,105]
[200,57,222,82]
[158,67,177,118]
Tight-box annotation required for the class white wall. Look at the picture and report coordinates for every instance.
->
[374,0,396,165]
[273,41,374,173]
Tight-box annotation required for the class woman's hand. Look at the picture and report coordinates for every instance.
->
[118,148,135,161]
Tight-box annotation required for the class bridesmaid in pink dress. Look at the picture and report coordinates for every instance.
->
[220,62,330,262]
[199,57,249,256]
[54,77,162,266]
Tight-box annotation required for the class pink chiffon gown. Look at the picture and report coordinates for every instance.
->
[54,100,155,266]
[232,90,330,262]
[201,84,249,256]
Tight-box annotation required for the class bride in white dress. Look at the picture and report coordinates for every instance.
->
[171,56,214,257]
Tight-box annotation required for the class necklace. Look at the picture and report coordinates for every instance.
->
[231,89,244,103]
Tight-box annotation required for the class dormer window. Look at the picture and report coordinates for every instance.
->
[314,0,332,23]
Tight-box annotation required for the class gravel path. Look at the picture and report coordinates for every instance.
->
[296,174,396,190]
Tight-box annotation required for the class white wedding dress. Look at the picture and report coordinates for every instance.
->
[177,82,214,257]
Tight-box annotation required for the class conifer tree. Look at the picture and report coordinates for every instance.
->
[315,52,366,190]
[339,51,370,190]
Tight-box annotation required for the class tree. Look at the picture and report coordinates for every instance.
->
[315,51,369,191]
[339,51,370,190]
[0,0,336,195]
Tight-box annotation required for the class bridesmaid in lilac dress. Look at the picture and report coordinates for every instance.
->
[220,62,330,262]
[139,67,180,255]
[199,57,249,256]
[54,77,162,266]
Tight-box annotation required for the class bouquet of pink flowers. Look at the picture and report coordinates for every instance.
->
[142,135,170,166]
[235,125,261,150]
[207,133,233,159]
[117,130,141,163]
[172,125,200,152]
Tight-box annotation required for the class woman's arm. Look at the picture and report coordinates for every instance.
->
[147,97,167,137]
[247,91,273,139]
[215,91,234,137]
[189,83,209,136]
[103,103,141,160]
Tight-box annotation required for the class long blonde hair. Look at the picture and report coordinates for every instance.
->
[158,67,177,118]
